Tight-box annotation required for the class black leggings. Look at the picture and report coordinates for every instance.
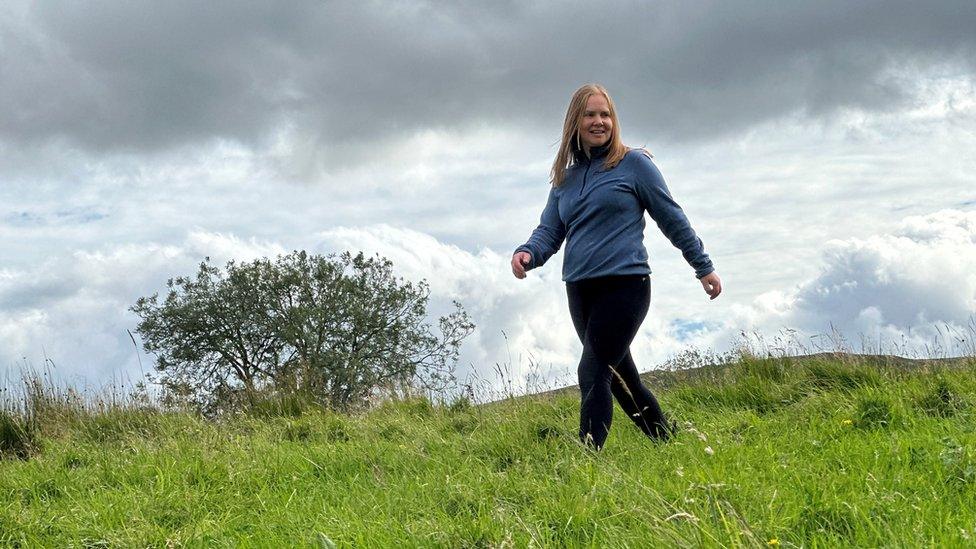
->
[566,274,669,449]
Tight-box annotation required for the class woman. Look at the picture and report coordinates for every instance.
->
[512,83,722,450]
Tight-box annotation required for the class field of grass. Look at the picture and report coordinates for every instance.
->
[2,354,975,547]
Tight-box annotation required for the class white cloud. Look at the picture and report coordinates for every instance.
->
[724,209,976,357]
[0,236,289,384]
[184,230,288,263]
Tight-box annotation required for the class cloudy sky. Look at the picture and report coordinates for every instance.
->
[2,1,975,396]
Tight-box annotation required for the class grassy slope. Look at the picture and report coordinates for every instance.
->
[1,355,975,547]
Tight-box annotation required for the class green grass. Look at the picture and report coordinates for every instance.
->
[1,356,975,547]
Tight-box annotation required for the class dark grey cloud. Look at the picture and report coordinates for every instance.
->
[2,0,975,157]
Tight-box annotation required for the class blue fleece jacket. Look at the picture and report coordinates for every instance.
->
[514,143,714,282]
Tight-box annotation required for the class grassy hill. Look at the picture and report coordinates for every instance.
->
[2,353,975,547]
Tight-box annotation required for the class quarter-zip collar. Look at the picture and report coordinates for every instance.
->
[575,141,611,197]
[572,140,612,164]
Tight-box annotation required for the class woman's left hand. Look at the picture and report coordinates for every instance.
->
[700,272,722,300]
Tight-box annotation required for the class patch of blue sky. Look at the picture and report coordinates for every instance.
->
[3,208,107,226]
[669,318,718,342]
[56,209,108,223]
[3,211,48,226]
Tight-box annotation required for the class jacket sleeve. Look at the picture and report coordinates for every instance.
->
[513,185,566,270]
[632,154,715,279]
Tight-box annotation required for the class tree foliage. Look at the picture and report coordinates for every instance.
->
[131,250,475,414]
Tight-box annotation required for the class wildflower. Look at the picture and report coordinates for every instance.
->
[767,538,779,546]
[686,426,708,442]
[842,419,853,426]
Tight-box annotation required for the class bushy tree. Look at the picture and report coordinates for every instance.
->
[131,250,474,413]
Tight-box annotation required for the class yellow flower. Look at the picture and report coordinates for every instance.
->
[842,419,853,425]
[768,538,780,546]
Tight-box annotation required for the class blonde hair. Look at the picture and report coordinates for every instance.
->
[550,83,647,187]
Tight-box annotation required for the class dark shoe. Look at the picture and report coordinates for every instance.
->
[650,419,679,443]
[579,431,604,452]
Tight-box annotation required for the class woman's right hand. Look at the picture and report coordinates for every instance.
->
[700,271,722,300]
[511,251,532,279]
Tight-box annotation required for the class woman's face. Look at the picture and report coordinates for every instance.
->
[578,94,613,150]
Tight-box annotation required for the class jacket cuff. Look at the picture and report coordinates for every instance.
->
[694,265,715,279]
